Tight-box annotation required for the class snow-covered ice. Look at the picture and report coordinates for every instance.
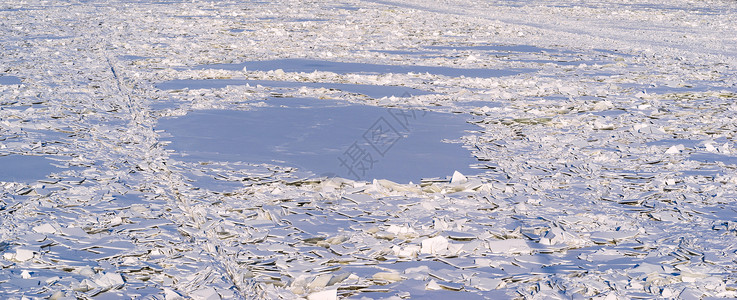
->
[2,0,737,299]
[196,58,527,78]
[155,79,432,99]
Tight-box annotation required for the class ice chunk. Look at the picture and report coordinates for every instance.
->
[450,171,468,184]
[94,272,124,289]
[387,224,416,235]
[487,239,531,254]
[705,142,717,152]
[72,279,99,292]
[446,231,476,241]
[307,274,332,290]
[436,281,463,291]
[373,272,403,282]
[447,243,464,255]
[634,123,665,134]
[75,266,96,277]
[539,226,588,247]
[190,287,220,300]
[290,275,310,294]
[593,100,613,111]
[32,223,57,234]
[661,287,675,298]
[665,144,685,154]
[49,291,66,300]
[307,289,337,300]
[392,245,420,258]
[327,273,350,286]
[164,288,185,300]
[425,279,443,291]
[13,248,35,262]
[421,236,449,254]
[60,226,88,237]
[469,277,501,291]
[629,263,663,275]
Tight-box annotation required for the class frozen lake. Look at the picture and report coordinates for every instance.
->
[158,98,479,183]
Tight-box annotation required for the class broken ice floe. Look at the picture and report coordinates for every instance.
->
[194,58,526,78]
[156,79,431,99]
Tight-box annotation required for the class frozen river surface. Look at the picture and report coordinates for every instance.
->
[1,0,737,299]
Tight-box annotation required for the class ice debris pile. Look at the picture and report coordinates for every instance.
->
[2,0,737,299]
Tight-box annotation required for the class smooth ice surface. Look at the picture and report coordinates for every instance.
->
[196,58,526,78]
[158,98,478,183]
[0,76,21,85]
[155,79,431,98]
[0,155,64,182]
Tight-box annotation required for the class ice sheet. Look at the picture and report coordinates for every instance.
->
[0,155,66,182]
[158,98,479,183]
[0,76,21,85]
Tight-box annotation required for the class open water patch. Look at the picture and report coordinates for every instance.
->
[157,98,479,183]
